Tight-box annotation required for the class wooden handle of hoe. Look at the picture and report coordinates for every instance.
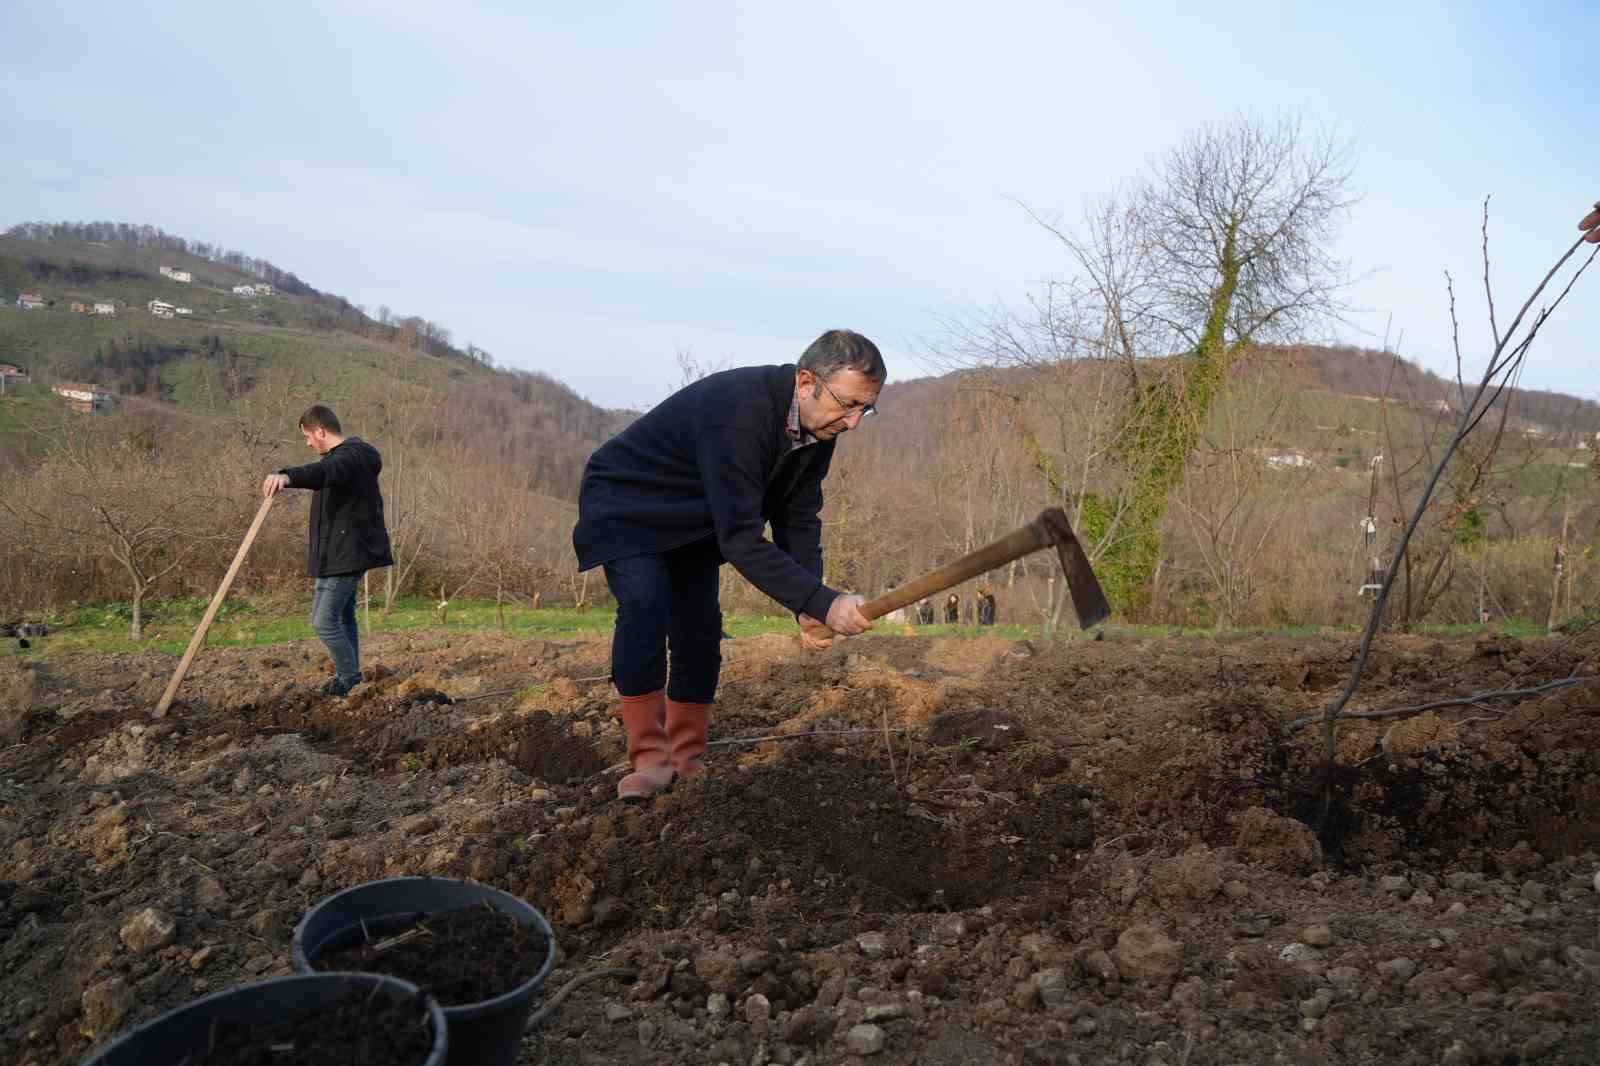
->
[802,517,1051,641]
[155,495,275,717]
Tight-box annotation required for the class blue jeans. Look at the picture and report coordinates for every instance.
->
[602,537,723,701]
[311,573,364,687]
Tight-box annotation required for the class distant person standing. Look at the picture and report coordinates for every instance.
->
[943,593,960,624]
[978,586,997,627]
[262,405,393,697]
[917,597,934,625]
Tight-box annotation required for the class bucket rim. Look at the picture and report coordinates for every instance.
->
[291,876,558,1020]
[80,971,447,1066]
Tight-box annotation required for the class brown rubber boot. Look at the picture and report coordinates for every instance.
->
[666,698,711,782]
[617,690,675,803]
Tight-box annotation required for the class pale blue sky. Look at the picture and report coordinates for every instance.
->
[3,1,1595,409]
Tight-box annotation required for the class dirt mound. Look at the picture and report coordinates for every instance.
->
[517,744,1096,940]
[427,709,609,782]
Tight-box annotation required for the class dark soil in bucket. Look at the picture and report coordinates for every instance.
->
[312,902,553,1006]
[191,987,436,1065]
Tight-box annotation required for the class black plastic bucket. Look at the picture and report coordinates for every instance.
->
[81,972,447,1066]
[291,877,557,1066]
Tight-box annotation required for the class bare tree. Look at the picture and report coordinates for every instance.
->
[342,351,448,617]
[1307,200,1599,763]
[2,422,231,638]
[934,116,1353,616]
[1168,358,1303,627]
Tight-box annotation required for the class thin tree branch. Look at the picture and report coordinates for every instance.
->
[1289,675,1597,731]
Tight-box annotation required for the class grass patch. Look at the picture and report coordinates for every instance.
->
[2,595,1550,661]
[4,596,1037,658]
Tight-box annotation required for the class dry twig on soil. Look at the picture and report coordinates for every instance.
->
[1287,674,1600,732]
[598,727,912,775]
[524,967,637,1032]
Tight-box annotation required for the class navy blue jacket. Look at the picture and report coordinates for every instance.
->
[279,437,395,577]
[574,364,841,621]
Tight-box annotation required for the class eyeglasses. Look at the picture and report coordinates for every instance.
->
[815,375,877,418]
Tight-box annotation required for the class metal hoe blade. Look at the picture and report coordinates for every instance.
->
[1040,508,1111,630]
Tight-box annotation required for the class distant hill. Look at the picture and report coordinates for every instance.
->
[0,222,633,490]
[6,220,1595,494]
[2,222,1595,626]
[867,342,1600,457]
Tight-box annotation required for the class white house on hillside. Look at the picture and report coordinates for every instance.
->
[148,299,175,319]
[52,383,116,412]
[232,284,257,296]
[159,266,193,283]
[93,301,116,315]
[16,293,45,309]
[255,283,274,296]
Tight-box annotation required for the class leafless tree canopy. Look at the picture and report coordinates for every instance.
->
[1143,116,1352,352]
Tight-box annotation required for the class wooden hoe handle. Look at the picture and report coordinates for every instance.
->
[858,522,1050,621]
[155,495,275,717]
[802,514,1056,641]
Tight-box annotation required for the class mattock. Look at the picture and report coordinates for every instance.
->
[804,507,1111,640]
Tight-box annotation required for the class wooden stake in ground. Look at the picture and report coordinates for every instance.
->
[154,495,275,717]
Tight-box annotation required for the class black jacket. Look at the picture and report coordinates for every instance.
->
[280,437,395,577]
[573,364,841,621]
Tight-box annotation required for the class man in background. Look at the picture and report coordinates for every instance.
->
[263,405,393,697]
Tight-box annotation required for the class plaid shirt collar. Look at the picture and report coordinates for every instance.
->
[786,386,817,449]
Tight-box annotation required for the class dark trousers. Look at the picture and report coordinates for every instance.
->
[602,537,723,702]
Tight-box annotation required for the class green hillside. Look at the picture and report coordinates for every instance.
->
[0,226,631,489]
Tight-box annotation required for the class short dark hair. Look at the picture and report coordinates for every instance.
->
[297,404,342,434]
[797,330,886,383]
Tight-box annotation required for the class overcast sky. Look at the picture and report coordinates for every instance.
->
[3,1,1595,410]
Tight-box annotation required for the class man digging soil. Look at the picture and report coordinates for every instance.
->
[263,405,394,698]
[574,330,884,802]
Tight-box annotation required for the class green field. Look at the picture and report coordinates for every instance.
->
[3,593,1546,662]
[0,595,1037,658]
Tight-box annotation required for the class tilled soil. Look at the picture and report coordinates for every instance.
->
[3,625,1600,1064]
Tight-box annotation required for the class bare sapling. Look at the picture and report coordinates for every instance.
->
[1310,199,1600,771]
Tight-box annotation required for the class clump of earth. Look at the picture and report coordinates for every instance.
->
[3,625,1599,1064]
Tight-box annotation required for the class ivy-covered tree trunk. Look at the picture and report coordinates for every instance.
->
[1091,230,1242,613]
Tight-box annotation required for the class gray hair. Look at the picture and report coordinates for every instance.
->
[797,330,886,383]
